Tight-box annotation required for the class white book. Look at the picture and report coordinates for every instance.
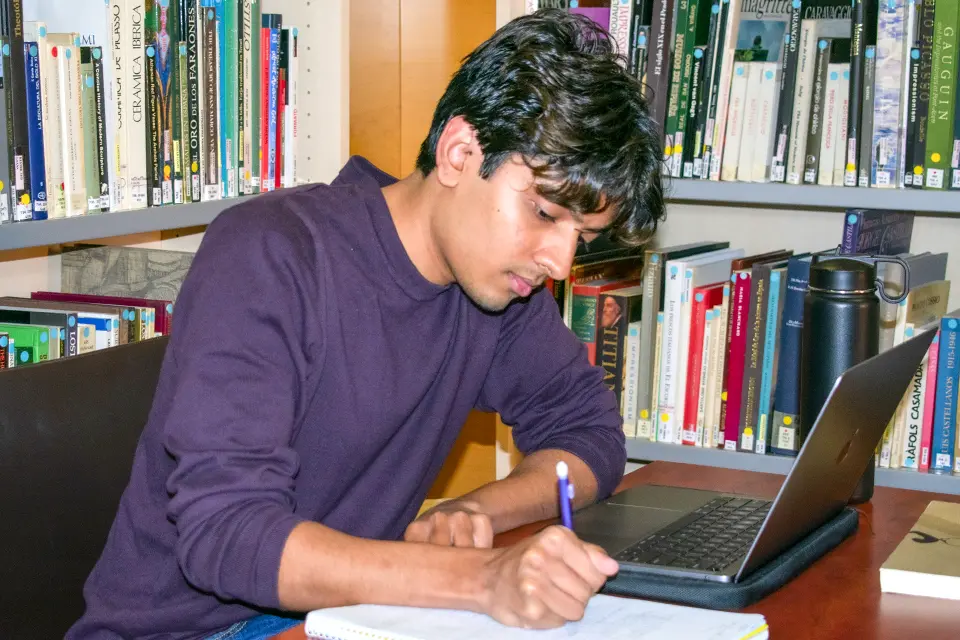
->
[695,309,714,447]
[752,63,781,182]
[817,62,843,186]
[110,0,130,211]
[833,66,850,185]
[900,323,929,470]
[24,0,116,211]
[708,0,743,181]
[27,22,66,219]
[622,321,642,438]
[645,312,663,442]
[786,21,819,185]
[657,249,745,444]
[712,287,732,447]
[125,0,148,208]
[282,27,298,189]
[736,62,762,182]
[720,61,748,182]
[48,33,87,217]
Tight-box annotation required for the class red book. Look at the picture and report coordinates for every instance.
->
[682,283,725,445]
[722,271,753,449]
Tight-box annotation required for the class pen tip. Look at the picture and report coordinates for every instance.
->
[556,461,568,478]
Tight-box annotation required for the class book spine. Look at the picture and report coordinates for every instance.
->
[249,0,260,192]
[786,23,817,185]
[283,25,297,188]
[844,0,865,186]
[5,0,33,221]
[0,40,9,223]
[127,0,149,208]
[80,47,101,213]
[176,40,188,202]
[903,46,920,186]
[739,269,768,453]
[646,0,675,153]
[57,35,87,216]
[663,0,690,172]
[650,312,664,441]
[690,1,721,179]
[918,330,939,471]
[912,0,934,189]
[707,0,742,180]
[722,271,751,449]
[266,19,279,190]
[871,0,905,188]
[91,47,111,211]
[23,37,46,218]
[858,45,876,187]
[931,319,958,474]
[224,0,237,197]
[756,269,785,454]
[109,0,128,211]
[37,28,66,218]
[711,285,731,447]
[923,0,957,190]
[637,251,663,439]
[680,46,704,178]
[186,0,200,202]
[771,0,802,183]
[803,38,831,185]
[682,292,711,445]
[158,0,175,203]
[671,0,700,178]
[201,1,219,200]
[144,1,162,207]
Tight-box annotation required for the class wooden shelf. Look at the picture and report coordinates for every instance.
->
[665,179,960,214]
[627,439,960,495]
[0,196,259,252]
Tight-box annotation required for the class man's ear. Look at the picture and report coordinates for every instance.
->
[433,115,478,188]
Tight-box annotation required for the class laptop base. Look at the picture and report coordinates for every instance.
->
[599,505,860,610]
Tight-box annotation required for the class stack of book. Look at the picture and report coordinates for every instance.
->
[0,0,300,225]
[556,208,960,477]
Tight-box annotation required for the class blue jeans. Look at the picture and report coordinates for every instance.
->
[206,613,305,640]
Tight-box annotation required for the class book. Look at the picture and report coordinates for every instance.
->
[880,500,960,601]
[304,594,769,640]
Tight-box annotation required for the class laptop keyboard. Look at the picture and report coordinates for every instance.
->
[614,496,772,573]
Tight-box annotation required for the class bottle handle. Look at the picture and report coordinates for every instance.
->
[818,245,910,304]
[872,256,910,304]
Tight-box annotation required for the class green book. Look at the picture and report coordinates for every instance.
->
[0,324,51,365]
[923,0,958,190]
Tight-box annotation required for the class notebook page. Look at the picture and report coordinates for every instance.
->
[305,594,769,640]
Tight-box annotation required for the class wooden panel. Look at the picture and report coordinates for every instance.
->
[399,0,497,175]
[427,410,498,499]
[349,0,402,176]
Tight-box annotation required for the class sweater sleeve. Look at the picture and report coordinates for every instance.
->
[475,288,627,500]
[160,204,324,609]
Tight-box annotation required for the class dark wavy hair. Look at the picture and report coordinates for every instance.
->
[414,8,665,247]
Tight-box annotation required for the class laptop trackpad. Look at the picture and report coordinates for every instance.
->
[574,485,721,556]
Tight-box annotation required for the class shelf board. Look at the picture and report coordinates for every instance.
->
[665,179,960,215]
[627,439,960,495]
[0,196,258,252]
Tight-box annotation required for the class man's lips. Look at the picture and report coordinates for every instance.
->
[509,273,535,297]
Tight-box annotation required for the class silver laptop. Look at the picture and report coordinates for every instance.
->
[575,325,937,584]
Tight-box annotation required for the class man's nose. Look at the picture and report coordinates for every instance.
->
[537,232,579,282]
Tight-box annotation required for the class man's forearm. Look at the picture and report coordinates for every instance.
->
[277,520,494,612]
[447,450,600,534]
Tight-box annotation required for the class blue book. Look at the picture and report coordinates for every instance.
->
[23,40,47,220]
[840,209,914,255]
[931,316,959,474]
[771,254,814,456]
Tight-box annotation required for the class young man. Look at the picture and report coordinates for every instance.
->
[67,9,664,640]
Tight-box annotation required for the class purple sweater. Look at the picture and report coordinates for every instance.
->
[67,156,626,640]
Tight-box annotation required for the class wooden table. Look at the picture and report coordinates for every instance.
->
[275,461,960,640]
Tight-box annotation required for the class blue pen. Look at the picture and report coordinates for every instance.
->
[556,461,574,529]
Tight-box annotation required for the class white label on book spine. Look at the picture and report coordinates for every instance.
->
[0,195,8,222]
[174,180,183,204]
[203,184,220,201]
[936,453,951,469]
[779,426,795,451]
[34,200,47,212]
[192,175,201,201]
[927,168,943,189]
[87,197,100,210]
[153,187,162,205]
[952,170,960,189]
[725,439,737,451]
[162,181,173,204]
[875,171,891,186]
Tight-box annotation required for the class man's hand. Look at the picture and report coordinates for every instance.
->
[479,524,619,629]
[404,500,495,548]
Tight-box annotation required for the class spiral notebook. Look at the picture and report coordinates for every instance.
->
[304,594,769,640]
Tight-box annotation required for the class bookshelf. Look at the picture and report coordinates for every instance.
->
[666,180,960,215]
[626,439,960,495]
[0,197,258,252]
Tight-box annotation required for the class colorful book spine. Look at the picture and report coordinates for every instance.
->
[931,317,958,474]
[90,46,110,211]
[870,0,905,187]
[23,36,47,218]
[80,46,102,213]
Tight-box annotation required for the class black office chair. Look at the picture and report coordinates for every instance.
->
[0,336,169,639]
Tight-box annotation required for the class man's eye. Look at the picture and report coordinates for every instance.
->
[535,206,555,222]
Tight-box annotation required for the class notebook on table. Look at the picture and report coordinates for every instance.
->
[304,593,769,640]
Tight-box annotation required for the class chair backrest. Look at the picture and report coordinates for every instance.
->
[0,336,169,639]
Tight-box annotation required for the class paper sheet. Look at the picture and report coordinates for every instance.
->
[305,594,769,640]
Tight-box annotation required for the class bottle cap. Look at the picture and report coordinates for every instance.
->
[809,257,876,294]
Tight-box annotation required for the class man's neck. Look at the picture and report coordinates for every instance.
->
[381,173,454,286]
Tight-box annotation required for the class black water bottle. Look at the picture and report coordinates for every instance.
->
[799,255,907,504]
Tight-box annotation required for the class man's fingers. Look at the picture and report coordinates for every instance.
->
[403,520,431,543]
[584,543,620,577]
[538,526,610,593]
[449,512,475,548]
[470,513,494,548]
[428,512,452,546]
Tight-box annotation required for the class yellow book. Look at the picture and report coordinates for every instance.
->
[880,500,960,600]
